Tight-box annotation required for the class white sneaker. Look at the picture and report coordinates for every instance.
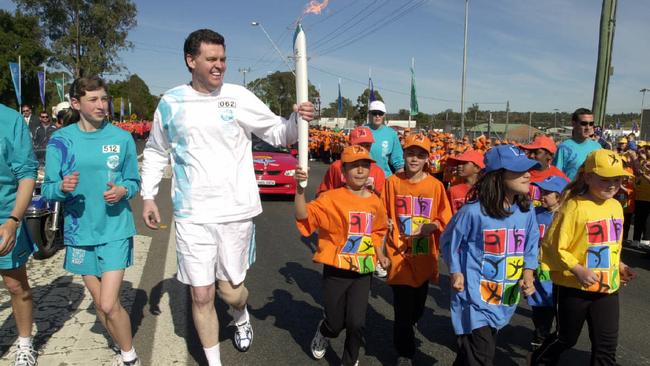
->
[311,321,329,359]
[12,343,37,366]
[111,354,141,366]
[234,320,253,352]
[374,263,387,278]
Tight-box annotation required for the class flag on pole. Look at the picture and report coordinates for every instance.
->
[108,97,114,120]
[55,77,65,102]
[369,78,376,103]
[9,62,21,106]
[410,66,419,116]
[337,79,343,117]
[616,118,621,129]
[128,99,132,117]
[37,71,46,108]
[120,97,124,120]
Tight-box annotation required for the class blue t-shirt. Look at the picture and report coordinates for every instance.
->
[440,201,539,334]
[527,207,555,307]
[367,124,404,177]
[42,122,140,246]
[553,138,601,180]
[0,104,38,220]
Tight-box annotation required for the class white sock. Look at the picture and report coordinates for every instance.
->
[232,305,249,325]
[204,343,221,366]
[121,347,137,363]
[17,336,32,348]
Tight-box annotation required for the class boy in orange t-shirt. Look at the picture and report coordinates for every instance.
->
[381,135,452,363]
[295,145,388,366]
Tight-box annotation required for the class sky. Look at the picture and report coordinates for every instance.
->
[2,0,649,114]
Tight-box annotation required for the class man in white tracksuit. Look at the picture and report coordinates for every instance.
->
[140,29,314,366]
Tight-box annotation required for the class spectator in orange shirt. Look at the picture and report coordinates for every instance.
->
[317,127,386,196]
[295,145,389,366]
[381,135,452,364]
[446,150,485,214]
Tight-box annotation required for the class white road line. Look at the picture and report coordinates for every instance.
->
[149,222,189,364]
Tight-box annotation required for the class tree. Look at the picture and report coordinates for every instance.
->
[107,74,158,120]
[0,10,50,108]
[354,88,384,123]
[247,71,318,119]
[15,0,137,78]
[321,97,355,118]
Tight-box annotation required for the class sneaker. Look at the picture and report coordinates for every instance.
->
[234,320,254,352]
[311,321,329,359]
[374,263,388,278]
[396,356,413,365]
[111,354,141,366]
[12,343,37,366]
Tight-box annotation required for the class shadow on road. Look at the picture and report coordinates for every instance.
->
[0,275,84,355]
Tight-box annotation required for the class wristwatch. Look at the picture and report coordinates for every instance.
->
[8,216,20,226]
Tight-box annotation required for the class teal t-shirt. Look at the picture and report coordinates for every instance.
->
[0,104,37,220]
[42,122,140,246]
[367,124,404,177]
[553,138,601,180]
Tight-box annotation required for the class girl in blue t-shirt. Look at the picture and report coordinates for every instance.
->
[528,176,567,350]
[441,145,541,365]
[42,76,141,366]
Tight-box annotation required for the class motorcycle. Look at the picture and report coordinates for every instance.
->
[24,150,63,260]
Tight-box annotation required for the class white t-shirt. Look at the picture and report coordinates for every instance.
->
[141,83,298,223]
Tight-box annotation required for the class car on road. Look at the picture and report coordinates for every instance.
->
[252,134,297,195]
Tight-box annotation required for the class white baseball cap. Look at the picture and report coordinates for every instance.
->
[369,100,386,113]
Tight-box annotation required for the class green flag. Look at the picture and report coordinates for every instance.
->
[55,78,65,102]
[410,66,419,116]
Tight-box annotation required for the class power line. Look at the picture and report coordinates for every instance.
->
[310,0,387,50]
[303,0,365,31]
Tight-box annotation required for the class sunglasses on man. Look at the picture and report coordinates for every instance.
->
[579,121,595,127]
[371,111,385,117]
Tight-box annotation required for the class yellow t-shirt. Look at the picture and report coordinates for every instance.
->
[541,196,623,293]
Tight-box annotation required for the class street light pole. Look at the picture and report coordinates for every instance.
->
[459,0,469,138]
[238,67,251,87]
[251,21,296,75]
[553,108,559,131]
[641,88,649,136]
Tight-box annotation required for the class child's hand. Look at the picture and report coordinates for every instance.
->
[620,261,637,285]
[412,222,439,237]
[451,272,464,292]
[377,255,391,272]
[295,166,308,183]
[570,264,599,288]
[519,269,536,297]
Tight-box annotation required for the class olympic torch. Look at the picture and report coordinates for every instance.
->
[294,22,309,188]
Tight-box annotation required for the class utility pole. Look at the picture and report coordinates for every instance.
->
[504,100,510,137]
[641,88,649,138]
[459,0,469,137]
[592,0,618,127]
[238,67,251,87]
[528,111,533,141]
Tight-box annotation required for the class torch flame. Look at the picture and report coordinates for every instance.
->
[303,0,329,16]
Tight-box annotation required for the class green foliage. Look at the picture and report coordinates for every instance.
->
[107,74,158,120]
[0,10,49,109]
[247,71,318,119]
[321,96,355,118]
[15,0,137,77]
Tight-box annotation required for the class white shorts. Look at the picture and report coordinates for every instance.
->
[175,219,256,287]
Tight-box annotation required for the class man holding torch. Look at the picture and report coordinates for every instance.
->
[140,29,314,366]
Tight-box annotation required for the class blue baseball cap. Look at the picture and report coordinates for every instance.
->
[532,175,569,194]
[484,145,541,173]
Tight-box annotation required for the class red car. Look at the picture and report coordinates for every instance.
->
[252,135,297,195]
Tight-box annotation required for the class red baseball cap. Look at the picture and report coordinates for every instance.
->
[520,135,557,154]
[349,127,374,145]
[447,149,485,169]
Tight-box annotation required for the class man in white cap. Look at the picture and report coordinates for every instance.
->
[366,100,404,177]
[366,100,403,278]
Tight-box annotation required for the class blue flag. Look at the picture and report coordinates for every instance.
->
[337,80,343,117]
[120,97,124,120]
[369,78,376,103]
[9,62,21,106]
[37,71,46,107]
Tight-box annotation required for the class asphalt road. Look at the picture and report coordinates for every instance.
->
[1,143,650,365]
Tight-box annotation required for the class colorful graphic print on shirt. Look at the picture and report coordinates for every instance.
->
[337,211,376,274]
[395,195,434,256]
[583,217,623,293]
[480,228,527,306]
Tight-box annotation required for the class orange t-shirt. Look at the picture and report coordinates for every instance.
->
[447,183,471,214]
[317,160,386,196]
[296,188,388,274]
[381,173,453,286]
